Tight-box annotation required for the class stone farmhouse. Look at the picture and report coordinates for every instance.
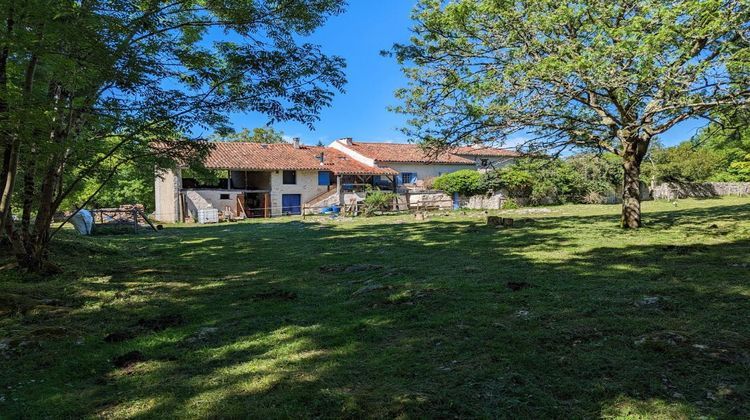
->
[153,137,518,222]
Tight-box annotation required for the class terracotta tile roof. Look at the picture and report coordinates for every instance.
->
[203,142,397,175]
[342,142,475,164]
[452,145,521,157]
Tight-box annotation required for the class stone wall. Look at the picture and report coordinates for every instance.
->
[407,191,453,210]
[464,192,506,210]
[184,189,241,220]
[652,182,750,200]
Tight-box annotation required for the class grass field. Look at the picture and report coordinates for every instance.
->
[1,198,749,418]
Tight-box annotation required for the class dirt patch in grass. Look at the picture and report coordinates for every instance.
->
[251,289,297,301]
[319,263,384,274]
[135,314,185,332]
[0,293,71,319]
[351,283,387,297]
[112,351,146,369]
[506,281,531,292]
[103,314,186,344]
[382,288,435,306]
[104,331,136,343]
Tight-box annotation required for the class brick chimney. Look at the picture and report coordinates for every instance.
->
[293,137,301,149]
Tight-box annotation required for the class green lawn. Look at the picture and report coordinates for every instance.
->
[1,198,749,418]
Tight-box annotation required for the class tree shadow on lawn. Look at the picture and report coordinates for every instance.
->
[1,203,749,418]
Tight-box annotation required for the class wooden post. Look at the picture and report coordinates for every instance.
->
[264,192,270,218]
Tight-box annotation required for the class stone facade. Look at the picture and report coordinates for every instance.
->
[386,162,476,187]
[268,170,331,215]
[153,168,336,222]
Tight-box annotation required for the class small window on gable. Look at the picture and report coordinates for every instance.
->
[220,193,230,200]
[480,158,489,167]
[283,170,297,185]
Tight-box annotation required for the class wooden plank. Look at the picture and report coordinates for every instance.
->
[140,211,159,232]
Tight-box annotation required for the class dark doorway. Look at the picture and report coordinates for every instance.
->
[244,192,268,218]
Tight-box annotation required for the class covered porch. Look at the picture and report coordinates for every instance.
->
[179,169,273,220]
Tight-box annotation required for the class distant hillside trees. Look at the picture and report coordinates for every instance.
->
[210,127,286,144]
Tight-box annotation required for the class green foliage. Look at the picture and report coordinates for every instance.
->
[432,170,482,196]
[393,0,750,155]
[501,197,518,209]
[1,0,347,268]
[481,156,623,205]
[567,153,623,195]
[644,142,726,183]
[210,127,286,144]
[727,154,750,181]
[181,167,225,187]
[392,0,750,225]
[479,166,534,198]
[692,112,750,181]
[61,163,155,211]
[362,190,398,216]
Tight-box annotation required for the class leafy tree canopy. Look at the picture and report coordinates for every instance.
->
[392,0,750,227]
[210,127,286,143]
[0,0,346,271]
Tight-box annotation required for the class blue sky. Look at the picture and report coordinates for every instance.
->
[225,1,704,147]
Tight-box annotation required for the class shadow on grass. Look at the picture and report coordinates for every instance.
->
[1,201,749,417]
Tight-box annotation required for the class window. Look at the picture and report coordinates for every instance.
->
[480,158,489,167]
[318,171,332,186]
[400,172,417,184]
[220,193,230,200]
[283,170,297,185]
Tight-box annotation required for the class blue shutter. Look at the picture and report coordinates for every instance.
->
[410,173,418,183]
[318,171,331,186]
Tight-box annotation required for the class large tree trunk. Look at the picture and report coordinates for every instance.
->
[620,137,650,229]
[621,158,642,228]
[0,138,20,227]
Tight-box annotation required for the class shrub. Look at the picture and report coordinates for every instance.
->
[362,191,398,216]
[480,156,619,206]
[433,170,482,196]
[479,167,534,197]
[501,198,519,209]
[728,154,750,181]
[644,142,724,182]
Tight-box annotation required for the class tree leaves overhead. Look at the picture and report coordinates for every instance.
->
[392,0,750,155]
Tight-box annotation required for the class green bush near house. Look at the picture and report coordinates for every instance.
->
[362,190,399,216]
[479,158,613,205]
[433,170,483,196]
